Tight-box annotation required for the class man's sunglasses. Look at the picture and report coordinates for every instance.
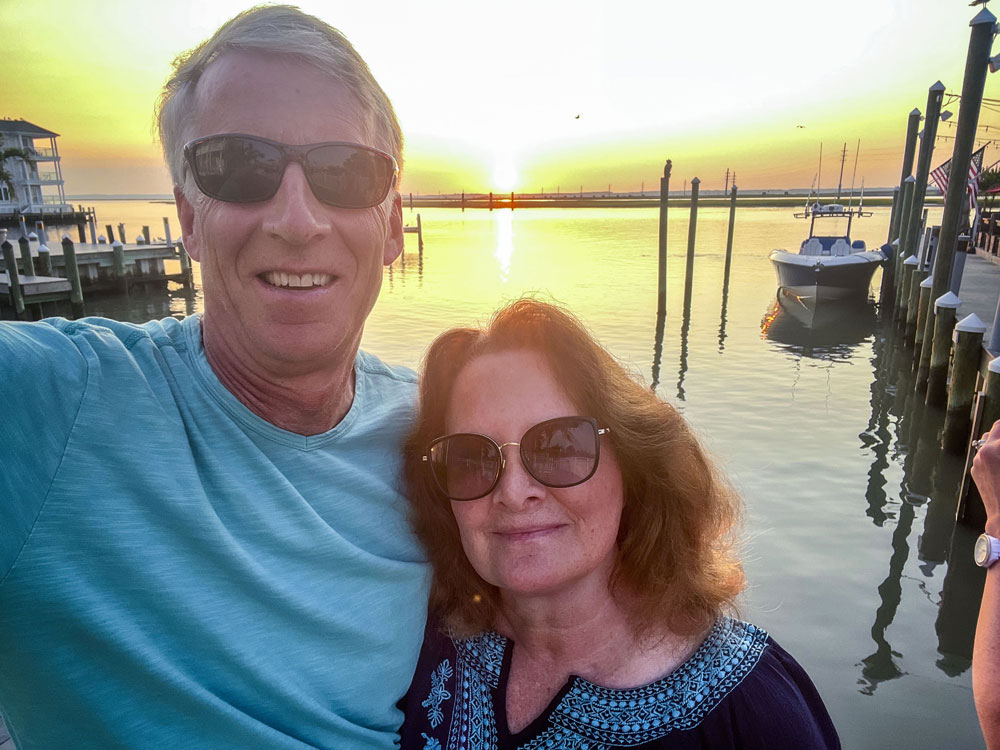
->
[423,416,610,502]
[183,133,398,209]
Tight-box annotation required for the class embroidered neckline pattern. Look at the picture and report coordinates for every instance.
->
[424,659,454,729]
[443,618,768,749]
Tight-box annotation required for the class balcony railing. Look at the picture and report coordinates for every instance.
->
[29,147,57,158]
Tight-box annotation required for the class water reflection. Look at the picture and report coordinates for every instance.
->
[761,288,876,361]
[676,308,691,402]
[857,318,984,694]
[494,210,514,283]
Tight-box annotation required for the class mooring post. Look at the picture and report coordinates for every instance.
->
[461,191,465,212]
[949,234,971,297]
[886,186,900,245]
[489,192,493,212]
[77,223,86,243]
[2,239,25,319]
[891,108,922,246]
[142,225,151,244]
[723,184,737,293]
[958,356,1000,527]
[117,223,126,244]
[682,178,700,319]
[906,263,928,342]
[902,83,946,278]
[944,313,988,453]
[17,235,35,278]
[898,255,918,328]
[18,215,27,237]
[61,235,85,319]
[177,240,194,291]
[105,224,115,245]
[915,275,934,352]
[657,160,672,319]
[163,217,173,246]
[926,292,961,405]
[112,240,128,294]
[894,177,917,311]
[88,216,97,245]
[36,244,52,277]
[35,220,49,246]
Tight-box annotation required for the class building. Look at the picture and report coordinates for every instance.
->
[0,118,73,218]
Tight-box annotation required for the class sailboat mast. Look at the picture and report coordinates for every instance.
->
[836,142,847,202]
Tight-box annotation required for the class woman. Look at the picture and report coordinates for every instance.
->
[400,299,839,749]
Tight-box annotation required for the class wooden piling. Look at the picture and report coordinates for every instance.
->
[142,225,151,244]
[958,357,1000,527]
[163,217,172,246]
[2,240,25,318]
[893,177,916,310]
[18,235,35,278]
[890,109,922,246]
[926,292,961,406]
[461,191,465,212]
[88,216,97,244]
[898,255,918,327]
[77,223,86,243]
[682,177,700,318]
[61,235,85,319]
[416,214,423,251]
[943,313,988,453]
[118,223,127,244]
[915,275,933,351]
[36,245,52,277]
[177,240,194,290]
[906,266,928,342]
[111,240,128,294]
[657,160,672,319]
[723,184,737,293]
[489,192,493,211]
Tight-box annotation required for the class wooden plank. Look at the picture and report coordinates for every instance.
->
[0,272,71,297]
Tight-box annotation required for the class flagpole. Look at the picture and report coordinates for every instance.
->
[921,6,996,404]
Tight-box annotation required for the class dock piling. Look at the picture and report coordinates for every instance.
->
[17,235,35,278]
[163,217,172,246]
[416,213,423,251]
[177,240,194,291]
[111,240,128,294]
[723,184,738,295]
[915,275,934,351]
[682,177,700,319]
[944,313,988,453]
[61,235,85,319]
[657,160,672,319]
[36,244,52,277]
[117,223,127,244]
[88,216,97,245]
[142,225,151,244]
[2,239,25,319]
[926,292,961,406]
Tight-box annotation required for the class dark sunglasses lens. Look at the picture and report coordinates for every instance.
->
[192,136,283,202]
[307,145,394,207]
[521,417,599,487]
[429,435,500,500]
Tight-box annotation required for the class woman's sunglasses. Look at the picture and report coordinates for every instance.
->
[183,133,398,209]
[423,416,610,501]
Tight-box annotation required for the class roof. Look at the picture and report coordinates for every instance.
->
[0,119,59,138]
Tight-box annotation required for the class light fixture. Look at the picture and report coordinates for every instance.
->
[942,110,954,121]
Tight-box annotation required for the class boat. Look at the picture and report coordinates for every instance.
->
[768,201,885,302]
[761,286,876,357]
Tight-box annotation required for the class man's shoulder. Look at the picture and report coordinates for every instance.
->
[356,349,418,385]
[1,315,190,355]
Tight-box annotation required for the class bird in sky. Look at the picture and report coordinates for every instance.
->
[970,0,990,7]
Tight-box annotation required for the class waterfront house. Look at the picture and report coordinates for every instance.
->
[0,118,73,219]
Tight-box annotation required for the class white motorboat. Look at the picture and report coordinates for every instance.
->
[769,202,885,302]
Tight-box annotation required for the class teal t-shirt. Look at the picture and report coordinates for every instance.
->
[0,315,430,749]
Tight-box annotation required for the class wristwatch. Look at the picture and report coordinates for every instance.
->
[975,533,1000,568]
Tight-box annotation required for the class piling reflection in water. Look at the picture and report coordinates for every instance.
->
[856,316,984,694]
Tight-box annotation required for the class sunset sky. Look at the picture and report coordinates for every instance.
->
[3,0,999,196]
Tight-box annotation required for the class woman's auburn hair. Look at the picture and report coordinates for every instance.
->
[403,298,745,639]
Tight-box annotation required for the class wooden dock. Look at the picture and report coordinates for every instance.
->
[1,238,195,319]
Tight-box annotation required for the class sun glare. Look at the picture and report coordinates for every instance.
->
[492,156,518,192]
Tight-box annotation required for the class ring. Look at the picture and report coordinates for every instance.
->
[974,438,988,450]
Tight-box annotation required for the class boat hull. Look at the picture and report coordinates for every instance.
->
[768,249,883,301]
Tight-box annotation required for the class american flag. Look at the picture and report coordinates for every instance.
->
[929,145,987,212]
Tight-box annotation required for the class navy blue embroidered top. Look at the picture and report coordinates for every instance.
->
[399,617,840,749]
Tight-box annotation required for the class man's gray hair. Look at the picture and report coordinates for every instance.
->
[156,4,402,189]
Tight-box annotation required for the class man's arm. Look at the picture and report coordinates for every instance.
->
[971,420,1000,749]
[0,321,87,580]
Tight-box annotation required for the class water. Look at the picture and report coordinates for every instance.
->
[64,199,984,749]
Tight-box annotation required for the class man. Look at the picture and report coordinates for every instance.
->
[0,7,429,748]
